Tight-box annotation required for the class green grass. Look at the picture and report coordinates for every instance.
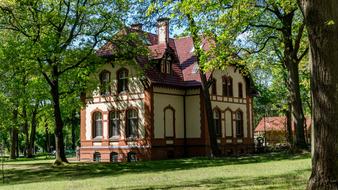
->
[0,152,311,190]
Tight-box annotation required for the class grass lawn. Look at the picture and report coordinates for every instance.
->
[0,152,311,190]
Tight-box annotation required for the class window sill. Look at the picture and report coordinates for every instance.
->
[109,137,120,141]
[126,137,138,141]
[92,137,102,142]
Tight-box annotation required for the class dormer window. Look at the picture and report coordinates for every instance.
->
[161,55,172,74]
[117,68,128,93]
[99,70,111,96]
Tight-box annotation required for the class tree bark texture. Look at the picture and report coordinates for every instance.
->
[298,0,338,189]
[50,67,68,165]
[281,12,307,149]
[27,106,38,158]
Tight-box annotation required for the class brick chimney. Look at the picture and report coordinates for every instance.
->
[157,18,169,45]
[131,23,143,31]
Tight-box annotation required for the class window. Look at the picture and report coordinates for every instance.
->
[93,112,102,138]
[126,109,138,138]
[99,70,111,96]
[117,68,128,93]
[161,55,172,74]
[235,111,243,138]
[238,83,243,98]
[127,152,137,162]
[109,111,120,138]
[211,78,217,95]
[222,76,233,97]
[213,109,222,137]
[93,152,101,162]
[110,152,118,163]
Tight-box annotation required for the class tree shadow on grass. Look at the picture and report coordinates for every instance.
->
[1,152,309,186]
[105,168,310,190]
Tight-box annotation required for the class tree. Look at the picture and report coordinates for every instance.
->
[235,0,309,149]
[298,0,338,189]
[0,0,129,164]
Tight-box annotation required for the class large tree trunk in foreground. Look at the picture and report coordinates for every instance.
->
[298,0,338,189]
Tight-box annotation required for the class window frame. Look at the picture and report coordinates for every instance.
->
[126,109,138,139]
[109,111,120,139]
[117,68,129,93]
[92,112,103,139]
[99,70,111,96]
[211,78,217,95]
[235,111,244,138]
[110,152,118,163]
[238,83,243,98]
[213,108,222,137]
[222,76,233,97]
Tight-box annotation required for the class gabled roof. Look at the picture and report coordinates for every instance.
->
[97,28,256,91]
[255,116,312,132]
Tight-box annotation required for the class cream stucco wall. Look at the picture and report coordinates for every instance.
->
[211,66,246,98]
[185,89,201,138]
[153,87,185,139]
[85,63,145,141]
[91,64,144,97]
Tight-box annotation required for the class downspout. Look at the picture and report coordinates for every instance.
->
[183,89,187,156]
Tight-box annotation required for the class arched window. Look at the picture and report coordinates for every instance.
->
[238,83,243,98]
[92,112,102,138]
[93,152,101,162]
[99,70,111,96]
[109,111,120,138]
[213,109,222,137]
[127,152,137,162]
[235,111,243,138]
[222,76,233,97]
[117,68,128,93]
[126,109,138,138]
[110,152,118,163]
[211,78,217,95]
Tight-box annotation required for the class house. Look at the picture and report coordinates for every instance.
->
[254,116,311,146]
[79,18,256,162]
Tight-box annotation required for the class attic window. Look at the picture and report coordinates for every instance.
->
[192,63,199,74]
[161,55,172,74]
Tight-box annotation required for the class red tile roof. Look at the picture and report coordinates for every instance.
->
[255,116,312,132]
[97,29,254,90]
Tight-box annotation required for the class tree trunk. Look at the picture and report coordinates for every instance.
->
[22,105,30,157]
[45,122,50,153]
[286,102,293,148]
[50,73,68,165]
[298,0,338,189]
[281,12,307,150]
[10,128,18,159]
[185,14,221,157]
[71,112,77,151]
[10,108,19,159]
[27,106,38,158]
[287,62,307,149]
[200,72,221,157]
